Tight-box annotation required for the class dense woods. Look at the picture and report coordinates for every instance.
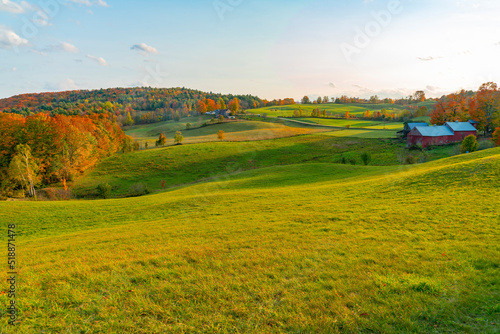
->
[0,112,129,198]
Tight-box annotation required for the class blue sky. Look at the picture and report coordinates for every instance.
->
[1,0,499,100]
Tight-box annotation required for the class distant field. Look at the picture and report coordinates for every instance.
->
[292,118,404,130]
[1,147,498,333]
[247,102,435,118]
[321,129,400,139]
[125,118,327,146]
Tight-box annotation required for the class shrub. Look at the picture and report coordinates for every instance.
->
[96,183,112,199]
[408,143,423,151]
[348,158,357,165]
[186,123,192,130]
[461,135,479,153]
[360,152,372,165]
[341,156,346,164]
[405,155,418,165]
[128,183,150,197]
[345,125,351,129]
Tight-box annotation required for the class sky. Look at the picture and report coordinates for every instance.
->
[0,0,499,100]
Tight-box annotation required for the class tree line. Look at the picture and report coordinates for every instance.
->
[430,82,500,135]
[0,112,131,198]
[0,87,296,127]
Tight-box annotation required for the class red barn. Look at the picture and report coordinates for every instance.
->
[407,121,477,148]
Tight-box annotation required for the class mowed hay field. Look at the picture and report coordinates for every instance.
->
[125,119,328,147]
[0,147,499,333]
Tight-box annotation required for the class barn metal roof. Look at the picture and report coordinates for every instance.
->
[407,122,429,130]
[415,126,454,137]
[445,122,477,132]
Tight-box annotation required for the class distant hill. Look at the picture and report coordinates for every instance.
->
[0,87,266,125]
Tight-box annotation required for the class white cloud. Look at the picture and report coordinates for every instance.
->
[417,56,443,61]
[60,78,79,91]
[67,0,109,7]
[44,42,79,53]
[86,54,108,66]
[0,0,25,14]
[0,26,29,49]
[131,43,159,55]
[328,82,337,88]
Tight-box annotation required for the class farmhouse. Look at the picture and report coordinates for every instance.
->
[407,121,477,148]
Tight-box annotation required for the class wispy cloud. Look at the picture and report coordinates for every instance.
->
[328,82,337,88]
[0,26,29,49]
[67,0,109,7]
[131,43,159,55]
[417,56,443,61]
[86,54,108,66]
[0,0,25,14]
[44,42,79,53]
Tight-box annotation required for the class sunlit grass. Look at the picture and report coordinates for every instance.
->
[0,147,498,333]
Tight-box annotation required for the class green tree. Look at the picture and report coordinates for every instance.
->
[174,131,184,144]
[361,152,372,165]
[461,135,479,153]
[96,183,112,199]
[8,144,39,198]
[186,122,192,130]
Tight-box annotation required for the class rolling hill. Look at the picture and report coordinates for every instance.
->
[1,144,498,333]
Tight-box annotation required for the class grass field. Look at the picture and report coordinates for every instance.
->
[125,118,327,147]
[0,147,498,333]
[71,134,468,197]
[247,102,435,118]
[288,118,404,130]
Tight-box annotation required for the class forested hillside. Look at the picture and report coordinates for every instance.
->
[0,87,274,126]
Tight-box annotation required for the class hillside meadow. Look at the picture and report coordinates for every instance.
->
[0,147,498,333]
[71,133,465,197]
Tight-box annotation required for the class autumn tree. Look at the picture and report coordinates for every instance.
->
[413,91,426,103]
[345,111,350,119]
[301,96,310,104]
[430,91,470,125]
[217,130,225,141]
[174,131,183,144]
[123,112,134,126]
[196,100,207,114]
[218,97,227,110]
[8,144,39,197]
[228,98,239,115]
[469,82,500,134]
[493,128,500,146]
[156,133,166,147]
